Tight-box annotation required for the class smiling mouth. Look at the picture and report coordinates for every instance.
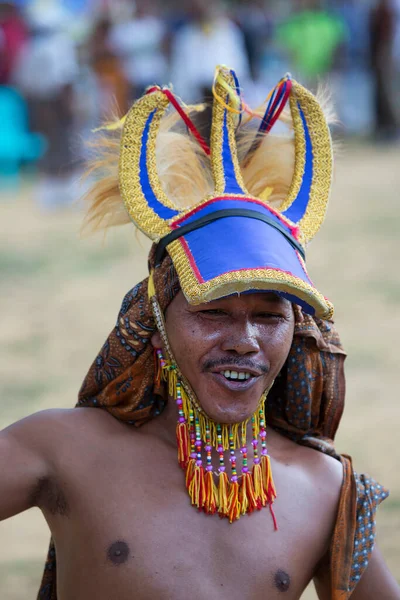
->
[210,369,260,391]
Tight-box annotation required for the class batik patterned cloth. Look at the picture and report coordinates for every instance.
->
[37,252,388,599]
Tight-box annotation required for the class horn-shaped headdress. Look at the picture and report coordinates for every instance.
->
[120,66,334,319]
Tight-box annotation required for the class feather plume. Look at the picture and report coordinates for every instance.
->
[81,86,336,234]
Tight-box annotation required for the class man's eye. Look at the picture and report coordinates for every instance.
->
[257,312,284,320]
[199,309,226,316]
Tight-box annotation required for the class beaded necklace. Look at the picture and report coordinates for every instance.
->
[151,294,277,525]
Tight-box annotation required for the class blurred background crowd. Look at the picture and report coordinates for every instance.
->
[1,3,400,597]
[0,0,400,208]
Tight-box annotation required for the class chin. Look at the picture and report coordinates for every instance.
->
[197,394,259,425]
[187,376,266,423]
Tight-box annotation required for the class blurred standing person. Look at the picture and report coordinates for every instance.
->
[0,1,27,85]
[334,0,370,70]
[109,0,167,101]
[370,0,399,140]
[13,1,79,209]
[393,0,400,67]
[169,0,250,139]
[331,0,373,135]
[276,0,346,86]
[234,0,273,81]
[88,17,129,119]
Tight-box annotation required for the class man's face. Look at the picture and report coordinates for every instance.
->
[153,291,295,424]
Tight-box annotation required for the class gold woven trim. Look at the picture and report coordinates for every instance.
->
[119,76,332,249]
[277,80,333,244]
[210,68,248,195]
[278,87,306,218]
[119,91,178,240]
[167,239,334,320]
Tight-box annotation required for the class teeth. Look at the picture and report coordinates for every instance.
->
[222,371,252,381]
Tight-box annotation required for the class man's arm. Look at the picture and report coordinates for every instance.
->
[314,545,400,600]
[0,411,53,521]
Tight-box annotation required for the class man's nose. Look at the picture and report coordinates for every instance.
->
[220,320,261,355]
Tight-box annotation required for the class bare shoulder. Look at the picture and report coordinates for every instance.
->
[299,444,344,501]
[2,407,122,451]
[297,443,343,484]
[268,427,343,503]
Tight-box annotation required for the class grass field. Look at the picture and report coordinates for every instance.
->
[1,143,400,598]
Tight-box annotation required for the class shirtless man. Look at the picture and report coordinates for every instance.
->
[1,66,399,599]
[1,292,399,599]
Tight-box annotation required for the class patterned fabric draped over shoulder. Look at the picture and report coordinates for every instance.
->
[37,259,388,599]
[265,313,389,598]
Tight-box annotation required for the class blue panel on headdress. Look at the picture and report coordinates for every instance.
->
[230,69,242,127]
[176,199,312,287]
[281,104,313,224]
[273,291,315,314]
[222,111,245,195]
[241,289,316,315]
[140,110,179,220]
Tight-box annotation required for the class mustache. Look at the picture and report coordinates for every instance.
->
[202,356,269,374]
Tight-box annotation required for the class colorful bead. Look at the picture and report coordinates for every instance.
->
[195,415,203,466]
[259,408,268,457]
[252,414,259,462]
[189,407,196,457]
[175,381,187,427]
[216,424,225,473]
[229,426,237,481]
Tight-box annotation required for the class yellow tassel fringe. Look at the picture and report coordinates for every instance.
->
[161,356,276,523]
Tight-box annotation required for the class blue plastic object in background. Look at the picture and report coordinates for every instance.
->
[0,86,46,187]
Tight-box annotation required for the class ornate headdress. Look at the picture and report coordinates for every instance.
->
[114,66,335,522]
[38,67,390,600]
[120,66,333,318]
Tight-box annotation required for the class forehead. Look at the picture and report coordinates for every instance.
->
[204,291,290,306]
[168,290,292,313]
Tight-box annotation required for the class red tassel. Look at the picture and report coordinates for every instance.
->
[204,470,218,515]
[185,457,196,488]
[252,462,267,509]
[269,504,278,531]
[227,480,240,523]
[188,464,205,510]
[146,86,211,156]
[261,454,277,502]
[267,478,277,504]
[240,472,258,515]
[176,422,190,469]
[261,454,278,529]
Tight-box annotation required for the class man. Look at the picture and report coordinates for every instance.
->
[108,0,168,101]
[169,0,250,103]
[1,67,399,599]
[369,0,399,140]
[13,2,79,209]
[276,0,346,85]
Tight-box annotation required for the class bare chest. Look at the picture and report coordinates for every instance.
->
[45,436,331,600]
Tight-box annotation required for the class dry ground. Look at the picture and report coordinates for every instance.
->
[0,143,399,598]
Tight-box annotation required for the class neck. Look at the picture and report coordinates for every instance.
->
[149,388,278,524]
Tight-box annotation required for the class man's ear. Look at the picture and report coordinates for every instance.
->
[151,330,162,348]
